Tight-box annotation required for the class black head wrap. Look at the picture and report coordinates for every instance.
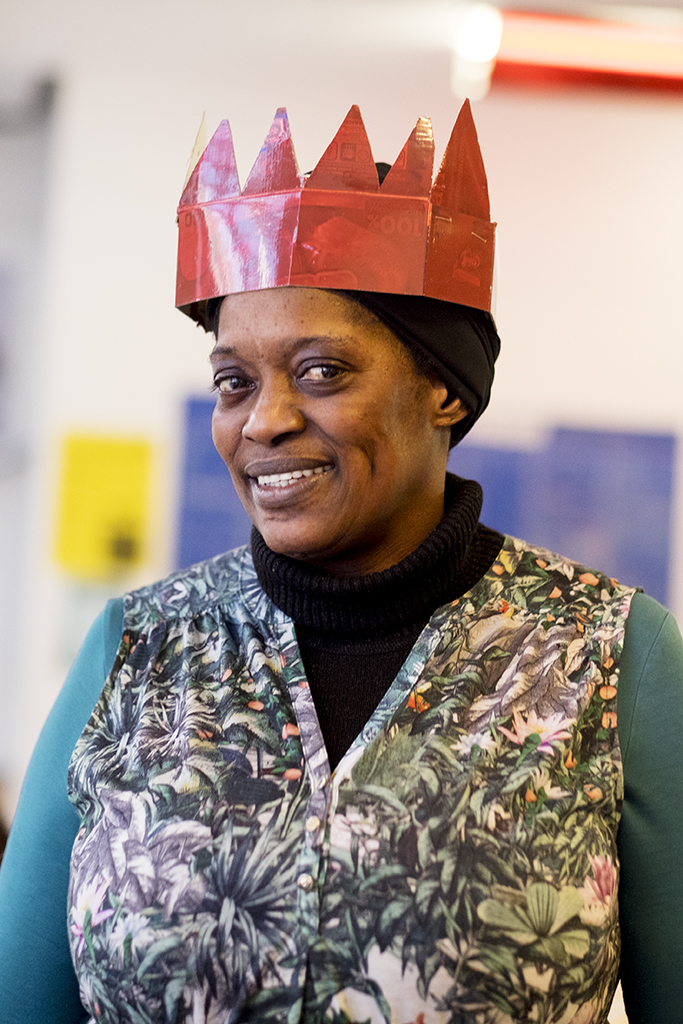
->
[342,290,500,445]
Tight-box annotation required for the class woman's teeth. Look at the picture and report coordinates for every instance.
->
[256,465,332,487]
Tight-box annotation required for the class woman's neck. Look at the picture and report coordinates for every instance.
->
[251,473,500,637]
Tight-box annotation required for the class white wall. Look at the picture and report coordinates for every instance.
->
[1,0,682,813]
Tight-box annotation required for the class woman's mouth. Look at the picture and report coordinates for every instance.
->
[255,465,334,488]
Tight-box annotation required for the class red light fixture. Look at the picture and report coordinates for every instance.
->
[494,10,683,88]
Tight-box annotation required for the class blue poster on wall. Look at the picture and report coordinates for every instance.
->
[176,397,675,606]
[450,427,675,606]
[176,397,252,570]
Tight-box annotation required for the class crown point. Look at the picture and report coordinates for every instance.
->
[380,117,434,197]
[242,107,302,196]
[179,119,240,207]
[183,112,207,189]
[430,99,490,221]
[306,105,378,192]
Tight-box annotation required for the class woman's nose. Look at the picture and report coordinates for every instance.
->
[241,382,306,445]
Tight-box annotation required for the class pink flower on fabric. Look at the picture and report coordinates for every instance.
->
[497,709,572,753]
[579,855,617,926]
[71,876,114,955]
[583,855,617,905]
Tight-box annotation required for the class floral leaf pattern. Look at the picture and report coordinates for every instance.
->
[67,538,634,1024]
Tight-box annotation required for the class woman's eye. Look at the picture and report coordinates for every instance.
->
[214,374,252,393]
[300,364,342,382]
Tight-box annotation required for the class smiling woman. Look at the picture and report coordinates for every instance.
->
[1,103,683,1024]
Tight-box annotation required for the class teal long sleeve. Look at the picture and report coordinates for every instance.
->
[0,592,682,1022]
[0,598,123,1024]
[616,594,683,1021]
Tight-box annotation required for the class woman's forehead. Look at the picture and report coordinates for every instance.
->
[215,287,399,354]
[218,287,382,334]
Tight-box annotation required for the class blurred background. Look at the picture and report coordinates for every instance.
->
[0,0,682,855]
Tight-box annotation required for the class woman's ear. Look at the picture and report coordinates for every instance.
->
[435,395,468,428]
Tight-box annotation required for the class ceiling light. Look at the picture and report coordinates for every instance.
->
[452,3,503,100]
[456,4,504,63]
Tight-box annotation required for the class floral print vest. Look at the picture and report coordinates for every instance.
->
[67,536,635,1024]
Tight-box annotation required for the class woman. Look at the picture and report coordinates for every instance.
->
[1,103,682,1024]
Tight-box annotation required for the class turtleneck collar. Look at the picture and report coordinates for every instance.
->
[251,473,491,639]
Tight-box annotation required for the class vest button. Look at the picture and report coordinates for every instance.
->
[305,815,322,832]
[297,873,314,892]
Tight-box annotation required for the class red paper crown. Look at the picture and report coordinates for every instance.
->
[176,101,495,328]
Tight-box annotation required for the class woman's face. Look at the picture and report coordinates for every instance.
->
[211,287,466,575]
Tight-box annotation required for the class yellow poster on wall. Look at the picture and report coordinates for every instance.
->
[54,433,153,580]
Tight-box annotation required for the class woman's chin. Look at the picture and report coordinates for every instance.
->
[246,482,352,563]
[256,523,339,564]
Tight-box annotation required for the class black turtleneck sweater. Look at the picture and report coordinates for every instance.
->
[252,474,504,768]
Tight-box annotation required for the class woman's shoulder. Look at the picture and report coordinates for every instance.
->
[122,544,258,631]
[491,535,638,610]
[500,535,630,584]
